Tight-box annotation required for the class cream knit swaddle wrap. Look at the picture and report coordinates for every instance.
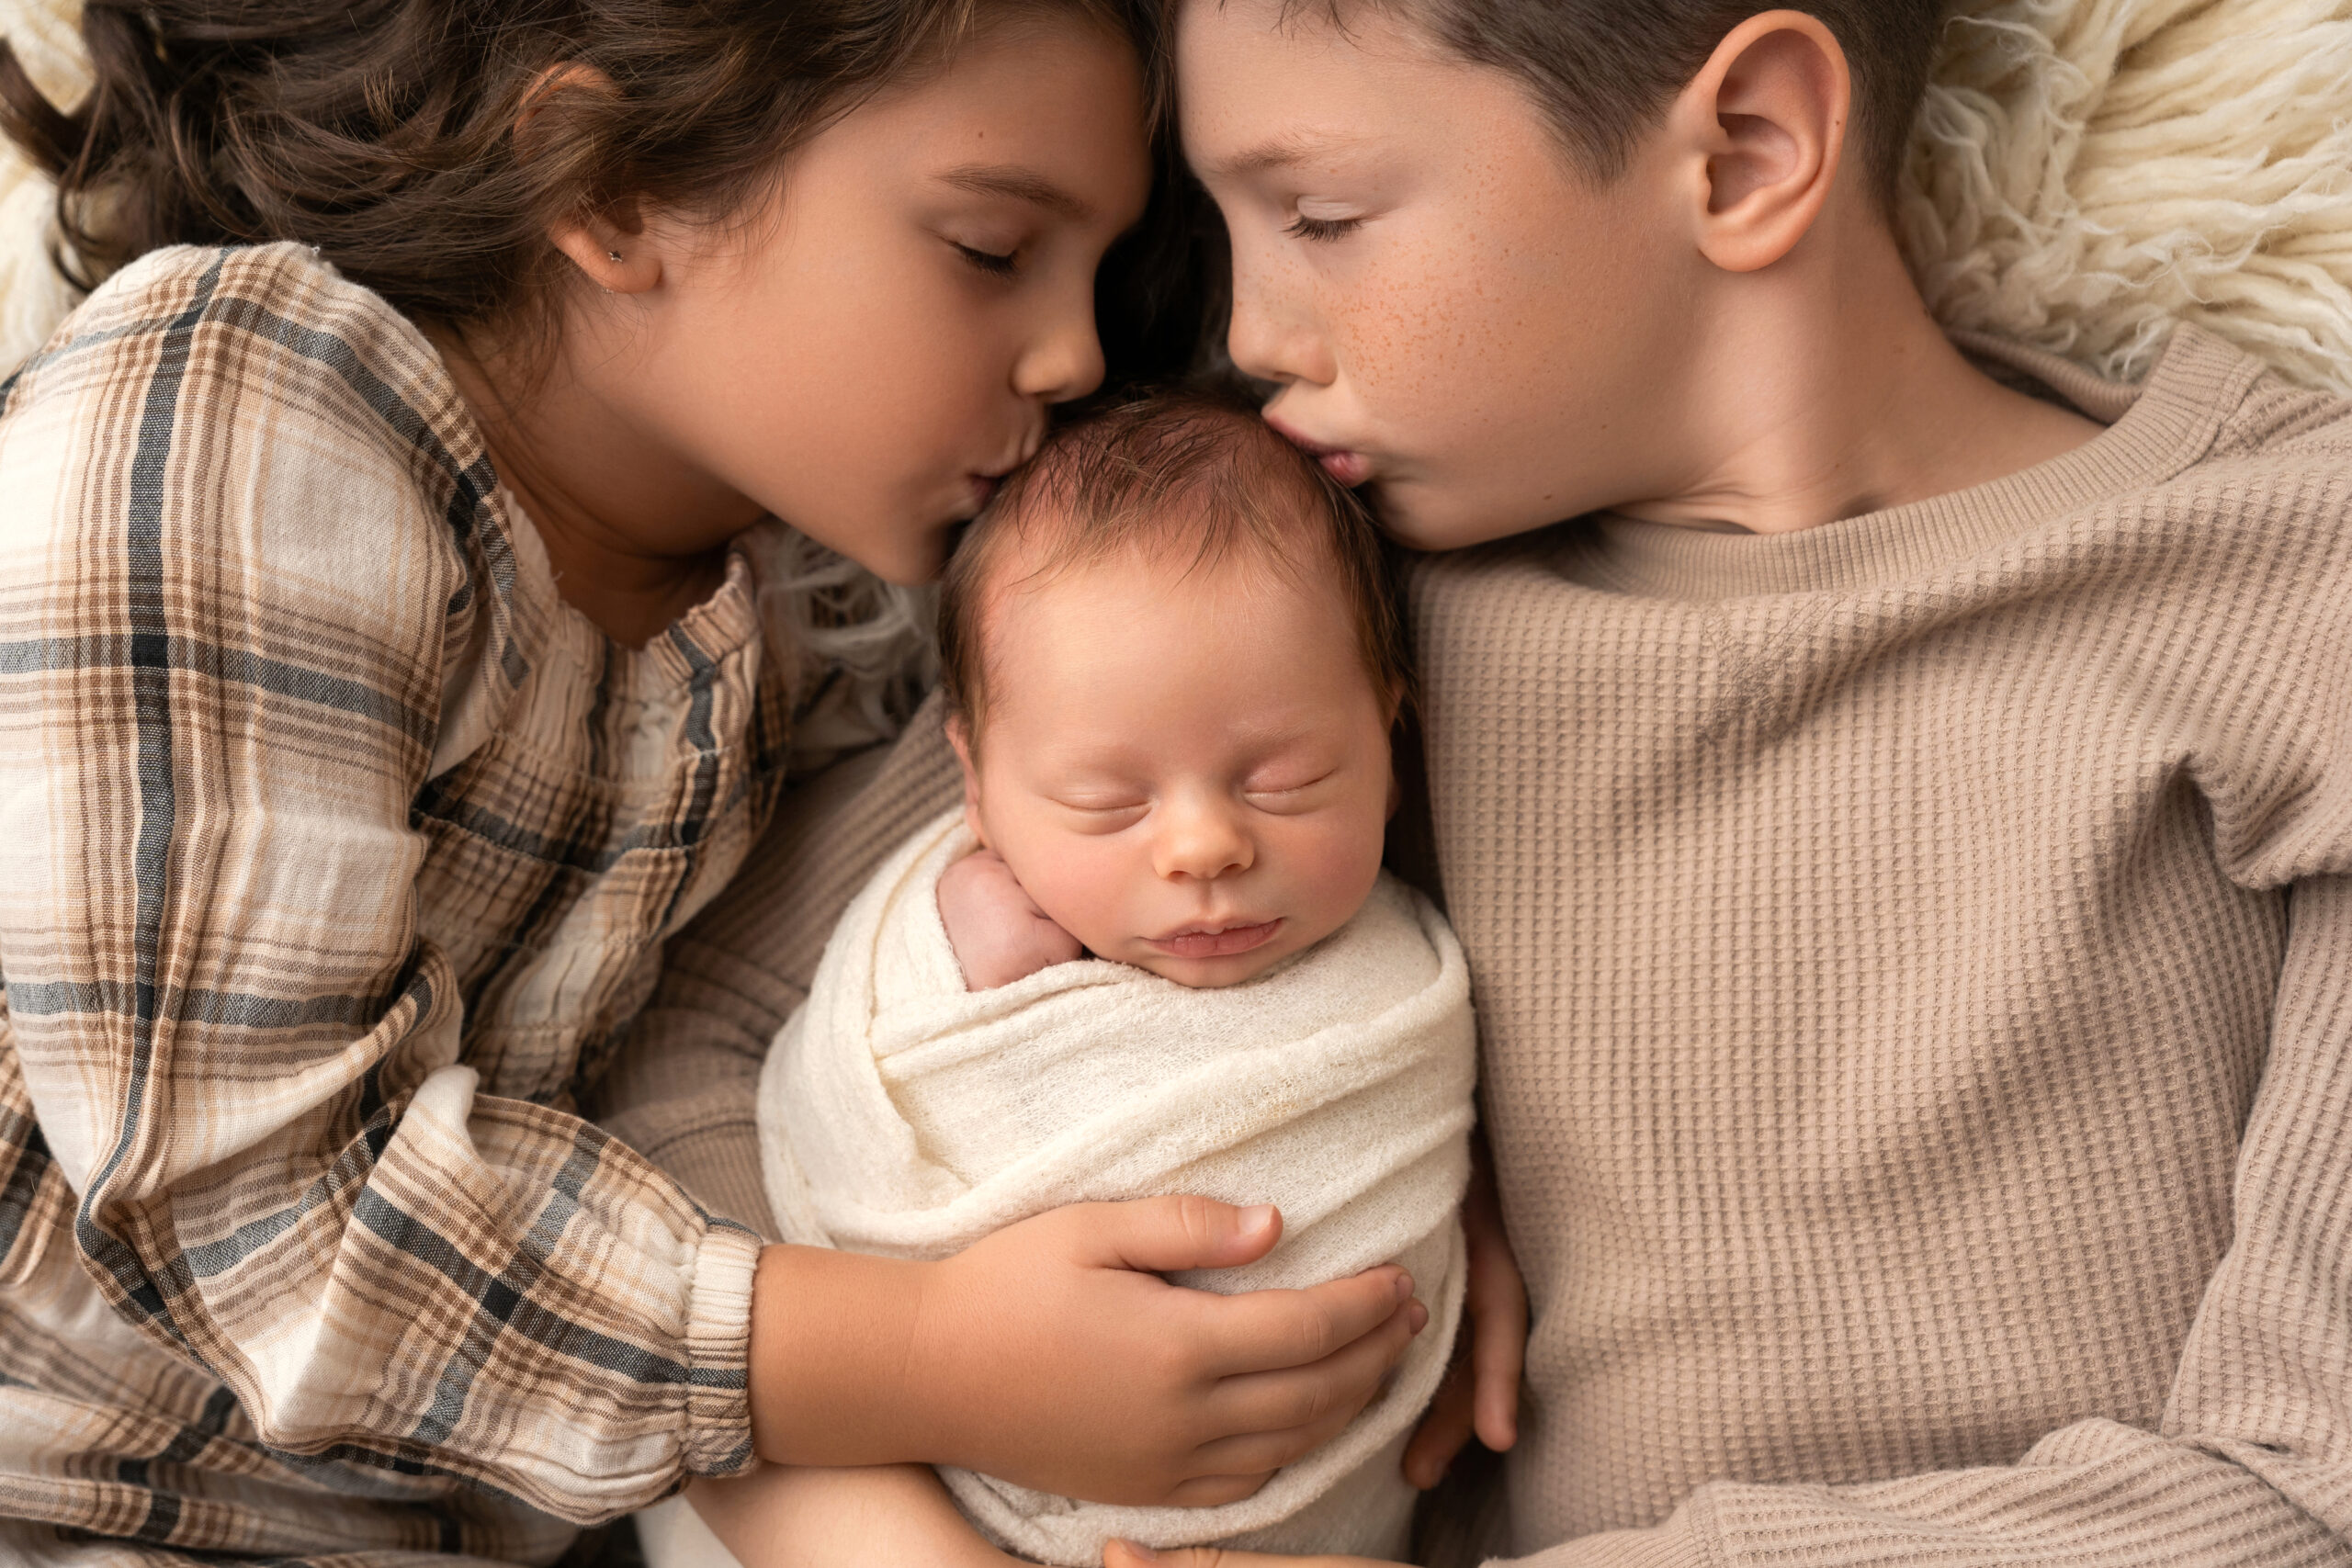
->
[756,808,1476,1563]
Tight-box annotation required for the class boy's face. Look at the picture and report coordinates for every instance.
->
[1179,0,1697,548]
[956,541,1396,988]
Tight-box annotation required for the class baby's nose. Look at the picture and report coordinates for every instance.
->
[1154,804,1255,881]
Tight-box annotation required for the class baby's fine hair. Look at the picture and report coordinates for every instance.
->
[938,388,1412,740]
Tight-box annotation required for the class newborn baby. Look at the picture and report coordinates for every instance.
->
[759,393,1476,1563]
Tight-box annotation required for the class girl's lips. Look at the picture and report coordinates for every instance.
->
[1146,919,1283,960]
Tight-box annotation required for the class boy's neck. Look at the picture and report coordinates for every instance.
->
[1616,209,2104,537]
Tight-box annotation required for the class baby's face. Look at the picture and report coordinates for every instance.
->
[956,547,1396,987]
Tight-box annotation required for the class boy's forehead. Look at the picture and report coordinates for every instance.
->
[1176,0,1464,164]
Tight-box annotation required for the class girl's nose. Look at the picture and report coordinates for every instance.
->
[1012,291,1108,406]
[1153,796,1255,882]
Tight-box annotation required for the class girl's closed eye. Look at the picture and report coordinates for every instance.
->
[953,240,1022,277]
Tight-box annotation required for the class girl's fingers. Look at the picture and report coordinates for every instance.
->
[1204,1293,1424,1438]
[1200,1265,1416,1378]
[1067,1195,1287,1275]
[1400,1346,1475,1487]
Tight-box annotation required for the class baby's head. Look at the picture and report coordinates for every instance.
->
[940,390,1408,987]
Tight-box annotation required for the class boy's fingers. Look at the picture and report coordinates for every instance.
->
[1201,1265,1415,1376]
[1464,1247,1527,1453]
[1471,1289,1524,1451]
[1075,1195,1284,1273]
[1203,1293,1421,1450]
[1401,1349,1475,1487]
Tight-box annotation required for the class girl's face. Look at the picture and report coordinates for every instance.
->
[1177,0,1694,551]
[605,17,1152,584]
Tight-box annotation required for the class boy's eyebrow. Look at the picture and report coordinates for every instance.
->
[937,164,1094,220]
[1198,130,1369,178]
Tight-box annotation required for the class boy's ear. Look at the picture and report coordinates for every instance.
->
[1668,9,1851,275]
[946,714,991,848]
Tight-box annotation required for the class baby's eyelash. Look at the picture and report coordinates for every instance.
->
[1284,213,1363,243]
[955,243,1019,277]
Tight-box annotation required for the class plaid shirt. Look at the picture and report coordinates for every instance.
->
[0,243,787,1562]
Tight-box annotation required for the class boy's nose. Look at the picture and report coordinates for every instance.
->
[1226,246,1337,389]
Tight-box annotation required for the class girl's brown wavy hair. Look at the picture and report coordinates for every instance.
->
[0,0,1194,357]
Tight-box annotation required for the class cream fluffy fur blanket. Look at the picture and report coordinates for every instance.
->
[757,809,1476,1563]
[13,0,2352,389]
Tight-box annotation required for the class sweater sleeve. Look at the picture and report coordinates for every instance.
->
[1500,872,2352,1568]
[0,246,759,1528]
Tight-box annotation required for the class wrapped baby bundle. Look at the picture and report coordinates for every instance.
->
[758,807,1476,1563]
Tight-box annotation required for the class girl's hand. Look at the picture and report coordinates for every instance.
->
[1402,1142,1527,1488]
[1104,1544,1399,1567]
[749,1198,1429,1506]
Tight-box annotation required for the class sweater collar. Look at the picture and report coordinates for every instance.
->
[1579,324,2264,602]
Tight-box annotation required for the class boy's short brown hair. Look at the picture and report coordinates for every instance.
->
[939,389,1411,743]
[1367,0,1945,209]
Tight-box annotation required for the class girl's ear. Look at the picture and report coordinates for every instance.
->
[1668,9,1850,275]
[947,714,991,848]
[517,64,662,296]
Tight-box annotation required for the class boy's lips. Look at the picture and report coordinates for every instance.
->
[1145,918,1284,960]
[1265,420,1373,488]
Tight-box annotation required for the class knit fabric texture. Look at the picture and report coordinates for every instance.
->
[1409,323,2352,1564]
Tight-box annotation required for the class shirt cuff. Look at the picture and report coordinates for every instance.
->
[682,1219,763,1477]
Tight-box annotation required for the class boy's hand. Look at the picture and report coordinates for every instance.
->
[750,1199,1429,1506]
[939,846,1084,988]
[1401,1145,1526,1488]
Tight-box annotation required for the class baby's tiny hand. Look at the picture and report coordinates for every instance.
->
[938,847,1084,989]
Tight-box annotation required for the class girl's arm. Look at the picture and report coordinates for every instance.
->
[685,1465,1020,1568]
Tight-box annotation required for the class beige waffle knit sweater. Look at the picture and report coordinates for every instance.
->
[598,324,2352,1567]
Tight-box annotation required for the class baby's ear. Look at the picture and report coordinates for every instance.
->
[946,714,990,847]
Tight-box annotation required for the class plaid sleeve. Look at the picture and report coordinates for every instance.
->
[0,246,759,1524]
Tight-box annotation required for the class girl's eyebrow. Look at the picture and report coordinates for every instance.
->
[938,164,1093,220]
